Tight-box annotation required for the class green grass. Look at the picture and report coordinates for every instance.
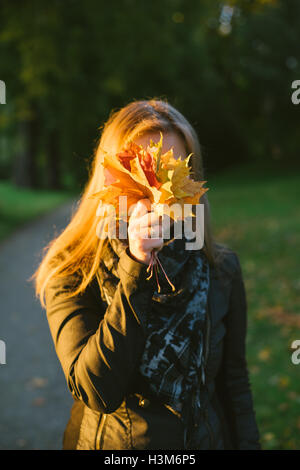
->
[0,180,76,242]
[208,168,300,450]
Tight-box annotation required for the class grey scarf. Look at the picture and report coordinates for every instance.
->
[97,234,210,449]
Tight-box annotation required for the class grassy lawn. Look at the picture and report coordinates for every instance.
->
[209,168,300,450]
[0,180,76,242]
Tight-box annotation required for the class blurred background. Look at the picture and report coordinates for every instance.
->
[0,0,299,450]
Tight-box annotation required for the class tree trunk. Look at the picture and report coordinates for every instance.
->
[47,128,61,190]
[12,108,40,188]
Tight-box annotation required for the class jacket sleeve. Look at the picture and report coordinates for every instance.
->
[215,252,262,450]
[44,247,156,414]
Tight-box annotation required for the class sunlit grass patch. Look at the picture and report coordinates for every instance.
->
[0,181,75,242]
[209,169,300,450]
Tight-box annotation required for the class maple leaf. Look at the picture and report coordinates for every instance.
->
[117,140,161,189]
[89,135,208,221]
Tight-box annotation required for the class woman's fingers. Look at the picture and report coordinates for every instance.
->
[129,200,162,234]
[129,199,151,220]
[132,224,162,240]
[128,198,164,264]
[128,200,149,235]
[130,212,165,239]
[133,211,161,229]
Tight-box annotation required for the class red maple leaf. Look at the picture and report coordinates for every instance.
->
[117,142,161,189]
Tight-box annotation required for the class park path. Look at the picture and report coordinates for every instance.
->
[0,198,79,450]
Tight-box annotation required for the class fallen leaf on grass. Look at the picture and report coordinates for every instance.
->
[278,402,289,411]
[278,376,290,388]
[263,432,275,442]
[258,306,300,328]
[249,365,260,374]
[258,348,271,361]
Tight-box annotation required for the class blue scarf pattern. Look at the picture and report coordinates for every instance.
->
[97,235,210,449]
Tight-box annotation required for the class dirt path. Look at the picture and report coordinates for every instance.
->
[0,199,78,449]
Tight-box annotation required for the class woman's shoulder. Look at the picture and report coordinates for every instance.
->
[211,242,243,280]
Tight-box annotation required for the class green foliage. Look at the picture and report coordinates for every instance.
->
[0,0,299,188]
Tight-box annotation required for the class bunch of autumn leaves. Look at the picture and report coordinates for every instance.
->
[89,133,208,291]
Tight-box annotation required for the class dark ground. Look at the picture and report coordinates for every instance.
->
[0,199,78,450]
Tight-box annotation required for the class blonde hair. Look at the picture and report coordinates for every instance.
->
[31,98,216,308]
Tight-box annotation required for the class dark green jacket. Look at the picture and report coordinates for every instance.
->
[45,246,261,450]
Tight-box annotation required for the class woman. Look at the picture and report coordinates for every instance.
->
[32,99,261,450]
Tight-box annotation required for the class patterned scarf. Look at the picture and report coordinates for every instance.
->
[96,233,210,449]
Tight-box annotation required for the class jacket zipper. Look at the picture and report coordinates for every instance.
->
[95,413,107,450]
[203,408,214,449]
[203,300,214,449]
[204,300,211,377]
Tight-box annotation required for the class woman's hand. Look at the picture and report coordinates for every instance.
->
[128,199,164,265]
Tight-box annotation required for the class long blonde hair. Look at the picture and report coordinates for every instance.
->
[31,98,216,308]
